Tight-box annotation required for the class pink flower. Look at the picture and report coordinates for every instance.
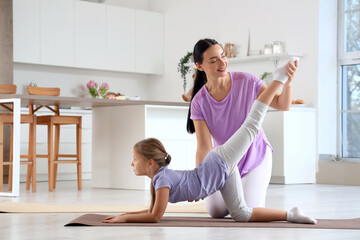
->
[83,80,109,99]
[87,80,95,88]
[101,82,109,90]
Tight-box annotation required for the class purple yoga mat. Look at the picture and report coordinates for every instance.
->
[65,214,360,230]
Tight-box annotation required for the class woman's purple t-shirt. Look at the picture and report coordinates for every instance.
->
[190,72,272,177]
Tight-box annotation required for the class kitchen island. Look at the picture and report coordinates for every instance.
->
[0,94,194,192]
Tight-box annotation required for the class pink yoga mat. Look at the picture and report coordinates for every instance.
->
[65,214,360,230]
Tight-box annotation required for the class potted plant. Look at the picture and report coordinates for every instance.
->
[260,72,273,85]
[177,51,193,93]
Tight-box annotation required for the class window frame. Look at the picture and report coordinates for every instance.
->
[338,0,360,162]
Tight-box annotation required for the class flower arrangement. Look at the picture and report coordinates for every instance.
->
[81,80,109,99]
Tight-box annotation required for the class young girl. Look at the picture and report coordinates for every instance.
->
[102,60,317,224]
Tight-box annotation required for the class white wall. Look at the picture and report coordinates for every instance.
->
[317,0,338,156]
[148,0,320,107]
[14,63,149,99]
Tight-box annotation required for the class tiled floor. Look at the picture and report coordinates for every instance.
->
[0,181,360,240]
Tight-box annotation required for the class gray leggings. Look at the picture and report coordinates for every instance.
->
[212,100,269,222]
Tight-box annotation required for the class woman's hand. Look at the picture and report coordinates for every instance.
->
[285,59,298,84]
[102,214,126,223]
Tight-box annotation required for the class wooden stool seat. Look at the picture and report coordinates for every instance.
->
[36,115,82,125]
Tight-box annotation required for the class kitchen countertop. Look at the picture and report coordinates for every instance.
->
[0,94,189,109]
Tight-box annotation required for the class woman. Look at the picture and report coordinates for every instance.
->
[187,39,297,218]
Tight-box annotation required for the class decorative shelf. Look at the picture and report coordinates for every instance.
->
[185,52,303,68]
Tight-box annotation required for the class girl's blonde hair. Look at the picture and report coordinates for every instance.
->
[133,138,171,212]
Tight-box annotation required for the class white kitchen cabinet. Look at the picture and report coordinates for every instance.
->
[13,0,41,64]
[262,107,316,184]
[92,105,196,190]
[40,0,74,67]
[106,6,136,72]
[75,1,107,70]
[135,10,164,74]
[13,1,164,75]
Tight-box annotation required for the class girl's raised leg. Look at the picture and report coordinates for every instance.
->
[217,58,317,224]
[213,80,283,173]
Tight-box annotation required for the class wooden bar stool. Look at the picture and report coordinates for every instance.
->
[0,84,36,192]
[27,86,82,191]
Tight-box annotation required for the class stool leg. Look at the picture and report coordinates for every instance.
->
[8,124,13,191]
[30,121,36,192]
[26,164,31,190]
[53,124,60,189]
[25,123,31,190]
[48,121,54,191]
[0,121,3,192]
[77,122,82,190]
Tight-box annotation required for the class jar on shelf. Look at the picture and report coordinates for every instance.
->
[273,41,284,54]
[264,44,273,55]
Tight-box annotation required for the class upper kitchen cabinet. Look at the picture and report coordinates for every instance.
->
[75,1,107,70]
[106,6,136,72]
[13,0,41,64]
[40,0,74,67]
[135,10,164,75]
[13,1,164,75]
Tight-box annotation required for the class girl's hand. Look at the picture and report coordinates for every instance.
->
[187,198,204,202]
[285,59,298,84]
[102,214,126,223]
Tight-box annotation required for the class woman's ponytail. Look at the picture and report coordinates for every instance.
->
[186,38,219,134]
[186,71,207,133]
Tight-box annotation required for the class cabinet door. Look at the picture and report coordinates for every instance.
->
[40,0,74,67]
[106,6,135,72]
[75,1,106,70]
[135,10,164,74]
[13,0,40,64]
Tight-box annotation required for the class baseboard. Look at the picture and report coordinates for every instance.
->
[316,161,360,186]
[270,176,285,184]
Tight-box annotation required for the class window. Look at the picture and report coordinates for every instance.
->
[339,0,360,159]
